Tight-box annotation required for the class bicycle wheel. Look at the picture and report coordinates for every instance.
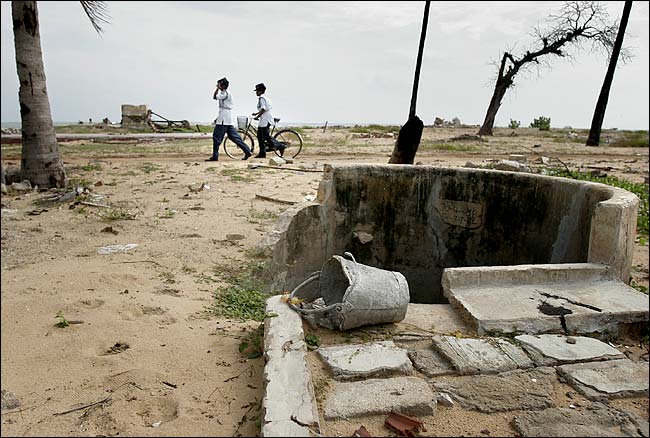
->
[273,129,303,158]
[223,130,255,159]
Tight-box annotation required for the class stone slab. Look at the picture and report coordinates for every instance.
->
[262,295,320,437]
[515,334,625,366]
[316,341,413,381]
[442,263,649,336]
[407,347,456,377]
[432,335,533,375]
[324,376,436,420]
[513,405,643,437]
[557,359,649,400]
[434,367,558,413]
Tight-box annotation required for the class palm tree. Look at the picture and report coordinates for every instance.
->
[11,1,109,188]
[586,1,632,146]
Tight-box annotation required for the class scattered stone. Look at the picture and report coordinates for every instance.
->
[492,159,531,172]
[324,377,436,420]
[407,347,456,377]
[317,341,413,381]
[434,367,557,413]
[509,154,526,163]
[432,335,533,375]
[557,359,649,400]
[436,392,454,407]
[10,180,32,192]
[1,390,20,411]
[513,404,642,437]
[188,182,209,192]
[269,157,286,166]
[352,231,374,244]
[515,334,624,366]
[104,342,130,355]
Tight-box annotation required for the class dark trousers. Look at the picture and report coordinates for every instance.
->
[256,125,282,155]
[212,124,251,158]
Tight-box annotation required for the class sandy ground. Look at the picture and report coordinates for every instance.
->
[1,127,648,436]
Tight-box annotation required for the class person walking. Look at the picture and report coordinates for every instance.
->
[206,77,252,161]
[251,83,284,158]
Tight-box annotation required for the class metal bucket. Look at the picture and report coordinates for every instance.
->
[288,252,410,330]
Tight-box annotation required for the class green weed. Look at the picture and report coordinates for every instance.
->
[55,311,70,328]
[81,162,103,172]
[206,264,270,322]
[609,131,649,148]
[156,209,176,219]
[100,207,136,222]
[221,168,255,183]
[238,323,265,359]
[159,271,176,284]
[140,162,162,173]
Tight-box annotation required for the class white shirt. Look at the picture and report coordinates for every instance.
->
[214,90,234,126]
[257,95,275,128]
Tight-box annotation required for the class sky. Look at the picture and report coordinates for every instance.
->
[1,1,648,130]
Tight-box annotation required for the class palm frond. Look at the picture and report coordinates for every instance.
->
[80,1,111,34]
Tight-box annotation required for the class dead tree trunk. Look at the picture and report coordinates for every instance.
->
[478,55,513,136]
[586,1,632,146]
[476,1,622,137]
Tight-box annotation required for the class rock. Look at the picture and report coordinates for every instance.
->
[1,390,20,411]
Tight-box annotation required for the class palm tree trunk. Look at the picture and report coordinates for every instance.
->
[12,1,67,188]
[586,1,632,146]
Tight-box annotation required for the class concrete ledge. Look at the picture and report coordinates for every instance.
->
[262,295,320,437]
[442,263,649,336]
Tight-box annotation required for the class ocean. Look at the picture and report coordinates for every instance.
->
[2,121,365,129]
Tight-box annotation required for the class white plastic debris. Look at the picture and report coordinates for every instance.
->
[97,244,139,255]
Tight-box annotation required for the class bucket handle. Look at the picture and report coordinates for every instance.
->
[287,271,341,315]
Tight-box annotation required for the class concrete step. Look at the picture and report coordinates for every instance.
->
[442,263,649,336]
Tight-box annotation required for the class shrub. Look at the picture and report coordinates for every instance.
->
[530,116,551,131]
[509,119,521,129]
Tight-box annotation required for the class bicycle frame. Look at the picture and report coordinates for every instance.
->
[225,115,302,159]
[241,118,277,139]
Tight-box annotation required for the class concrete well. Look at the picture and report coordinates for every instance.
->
[263,164,639,304]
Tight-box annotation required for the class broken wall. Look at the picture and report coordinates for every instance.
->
[263,164,638,304]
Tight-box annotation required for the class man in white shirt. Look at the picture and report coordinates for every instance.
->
[207,77,252,161]
[251,83,285,158]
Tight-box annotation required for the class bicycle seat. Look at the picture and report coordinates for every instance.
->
[273,118,280,123]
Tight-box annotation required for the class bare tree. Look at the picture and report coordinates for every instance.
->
[586,1,632,146]
[11,1,109,188]
[477,1,621,136]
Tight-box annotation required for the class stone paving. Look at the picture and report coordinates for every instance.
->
[262,298,649,437]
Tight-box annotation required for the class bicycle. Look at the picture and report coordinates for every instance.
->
[223,116,303,160]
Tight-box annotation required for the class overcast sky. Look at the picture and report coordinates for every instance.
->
[1,1,648,129]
